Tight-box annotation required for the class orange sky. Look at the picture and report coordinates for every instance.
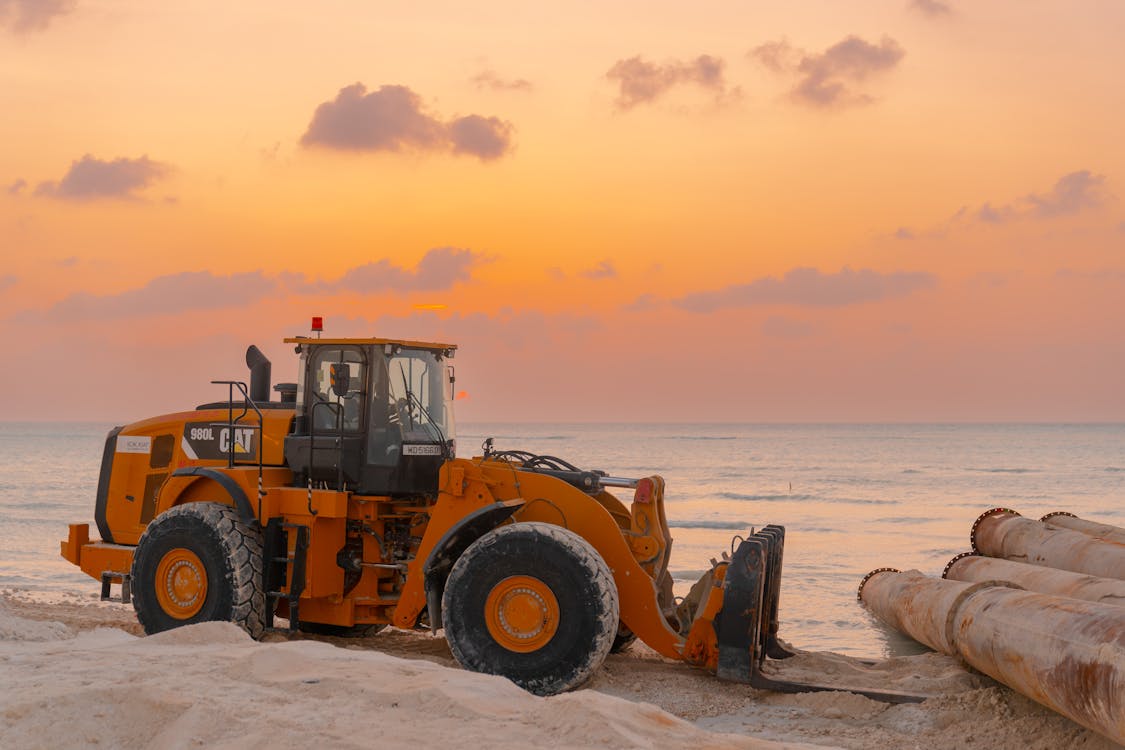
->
[2,1,1123,422]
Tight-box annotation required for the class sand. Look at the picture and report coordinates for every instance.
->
[1,589,1119,750]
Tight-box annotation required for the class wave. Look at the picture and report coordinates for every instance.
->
[901,469,923,474]
[715,491,899,506]
[1104,467,1125,473]
[668,519,751,530]
[655,436,741,441]
[966,467,1039,474]
[717,492,816,502]
[461,434,573,441]
[877,516,942,524]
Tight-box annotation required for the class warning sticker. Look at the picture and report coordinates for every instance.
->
[181,422,258,461]
[116,435,152,454]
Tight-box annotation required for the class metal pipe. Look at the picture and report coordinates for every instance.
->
[944,553,1125,608]
[860,569,1125,744]
[856,568,1006,655]
[1041,512,1125,546]
[971,508,1125,581]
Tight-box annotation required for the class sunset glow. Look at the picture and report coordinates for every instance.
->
[2,1,1123,423]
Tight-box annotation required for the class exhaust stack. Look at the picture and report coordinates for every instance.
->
[245,345,271,403]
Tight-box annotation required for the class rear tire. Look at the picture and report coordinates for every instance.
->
[131,502,265,638]
[442,522,619,696]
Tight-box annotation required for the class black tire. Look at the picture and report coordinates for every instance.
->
[131,502,265,638]
[298,622,386,638]
[442,522,619,696]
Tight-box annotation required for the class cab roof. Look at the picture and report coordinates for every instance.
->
[284,336,457,351]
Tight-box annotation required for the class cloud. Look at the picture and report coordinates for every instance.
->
[0,0,75,34]
[0,274,17,292]
[579,260,617,280]
[894,227,915,240]
[751,35,905,108]
[605,54,732,109]
[623,293,659,312]
[7,178,26,195]
[471,70,533,93]
[300,83,514,161]
[909,0,953,17]
[1024,170,1108,218]
[57,256,78,267]
[674,266,937,312]
[40,271,276,322]
[975,202,1011,224]
[29,248,489,323]
[449,115,513,160]
[972,170,1108,225]
[330,248,487,293]
[35,155,171,201]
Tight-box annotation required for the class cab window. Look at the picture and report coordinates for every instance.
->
[309,347,366,432]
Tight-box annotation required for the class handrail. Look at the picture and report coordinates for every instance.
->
[210,380,266,521]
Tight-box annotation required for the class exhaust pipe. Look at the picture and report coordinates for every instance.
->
[245,345,271,403]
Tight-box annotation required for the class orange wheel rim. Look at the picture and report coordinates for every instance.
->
[484,575,560,653]
[155,548,207,619]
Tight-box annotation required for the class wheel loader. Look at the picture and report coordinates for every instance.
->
[60,323,921,701]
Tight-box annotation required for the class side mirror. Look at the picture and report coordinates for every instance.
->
[329,363,350,398]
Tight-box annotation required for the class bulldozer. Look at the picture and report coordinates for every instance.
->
[60,322,920,701]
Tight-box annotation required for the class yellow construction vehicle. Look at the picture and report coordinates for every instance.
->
[61,322,919,700]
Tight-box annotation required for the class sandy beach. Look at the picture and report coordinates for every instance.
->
[1,589,1116,750]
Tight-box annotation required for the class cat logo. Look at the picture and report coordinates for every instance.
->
[181,422,258,461]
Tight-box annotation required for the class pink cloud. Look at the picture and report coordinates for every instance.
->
[301,83,514,161]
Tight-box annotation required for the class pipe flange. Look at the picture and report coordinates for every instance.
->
[857,567,899,601]
[942,551,978,579]
[970,507,1020,554]
[1040,511,1076,523]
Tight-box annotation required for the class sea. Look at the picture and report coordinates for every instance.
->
[3,421,1122,658]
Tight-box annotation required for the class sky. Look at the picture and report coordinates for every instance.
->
[2,0,1124,423]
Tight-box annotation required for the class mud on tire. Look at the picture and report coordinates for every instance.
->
[131,502,265,638]
[442,522,619,696]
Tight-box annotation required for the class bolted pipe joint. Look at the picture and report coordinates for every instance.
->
[970,507,1020,554]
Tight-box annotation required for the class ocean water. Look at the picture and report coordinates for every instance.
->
[3,421,1123,658]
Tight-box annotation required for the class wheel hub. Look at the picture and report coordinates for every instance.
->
[155,548,207,619]
[484,575,559,653]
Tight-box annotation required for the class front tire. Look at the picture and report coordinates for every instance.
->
[442,522,619,696]
[131,502,265,638]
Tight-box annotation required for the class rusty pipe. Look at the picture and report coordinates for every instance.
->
[860,568,1125,744]
[857,568,1007,655]
[1041,512,1125,546]
[944,553,1125,608]
[971,508,1125,581]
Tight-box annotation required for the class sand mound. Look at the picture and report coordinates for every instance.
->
[1,615,808,750]
[1,591,1117,750]
[0,600,71,642]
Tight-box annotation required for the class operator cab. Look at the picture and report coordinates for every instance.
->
[282,336,457,496]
